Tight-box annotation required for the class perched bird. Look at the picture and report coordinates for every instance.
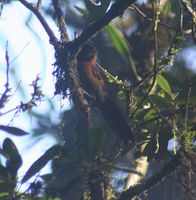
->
[77,43,134,144]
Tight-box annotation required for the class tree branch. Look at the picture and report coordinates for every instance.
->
[118,151,181,200]
[69,0,137,51]
[36,0,42,11]
[19,0,58,47]
[52,0,69,43]
[132,4,177,31]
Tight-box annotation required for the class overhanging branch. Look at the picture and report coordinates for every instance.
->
[52,0,69,43]
[70,0,137,51]
[19,0,58,47]
[118,151,181,200]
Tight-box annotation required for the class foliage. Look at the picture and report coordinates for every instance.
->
[0,0,196,200]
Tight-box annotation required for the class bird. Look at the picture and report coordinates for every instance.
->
[77,43,134,144]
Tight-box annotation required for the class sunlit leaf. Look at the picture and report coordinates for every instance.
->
[117,90,126,99]
[156,74,172,95]
[106,24,140,80]
[0,125,30,136]
[21,145,61,183]
[162,0,171,16]
[0,192,9,198]
[106,24,130,57]
[144,108,157,121]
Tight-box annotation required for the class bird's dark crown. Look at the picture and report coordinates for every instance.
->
[77,43,97,62]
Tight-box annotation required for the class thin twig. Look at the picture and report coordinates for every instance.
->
[109,165,143,177]
[191,20,196,45]
[0,42,11,109]
[96,63,125,87]
[0,1,3,16]
[184,81,192,127]
[179,0,183,30]
[0,107,19,116]
[130,74,156,118]
[10,42,29,65]
[5,42,10,88]
[130,2,159,118]
[52,0,69,43]
[145,2,174,129]
[132,4,177,32]
[36,0,42,11]
[19,0,58,47]
[148,97,174,132]
[182,0,196,19]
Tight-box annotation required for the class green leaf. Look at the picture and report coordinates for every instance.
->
[117,90,126,100]
[106,24,130,58]
[21,145,61,183]
[144,108,157,121]
[156,74,172,95]
[106,24,140,80]
[0,125,30,136]
[162,72,183,90]
[162,0,172,16]
[135,108,152,120]
[0,193,9,198]
[149,95,175,111]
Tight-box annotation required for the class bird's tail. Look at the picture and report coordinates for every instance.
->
[97,96,134,144]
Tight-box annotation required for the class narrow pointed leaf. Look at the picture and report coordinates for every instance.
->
[21,145,61,183]
[106,24,130,57]
[0,125,30,136]
[162,0,171,15]
[156,74,172,95]
[106,24,140,80]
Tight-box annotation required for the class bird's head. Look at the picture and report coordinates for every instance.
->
[77,43,97,65]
